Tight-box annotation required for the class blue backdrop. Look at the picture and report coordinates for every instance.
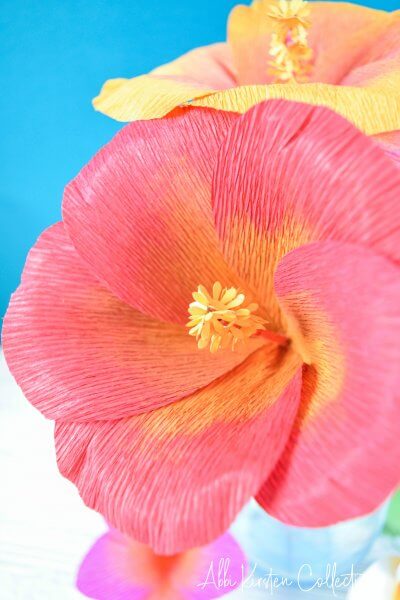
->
[0,0,397,322]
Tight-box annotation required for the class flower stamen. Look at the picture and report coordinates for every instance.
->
[187,282,266,353]
[268,0,313,83]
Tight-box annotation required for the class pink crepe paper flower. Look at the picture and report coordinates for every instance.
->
[77,529,245,600]
[3,100,400,554]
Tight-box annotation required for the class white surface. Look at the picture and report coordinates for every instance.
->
[347,558,398,599]
[0,350,106,599]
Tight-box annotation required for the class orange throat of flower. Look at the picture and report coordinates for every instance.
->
[268,0,313,83]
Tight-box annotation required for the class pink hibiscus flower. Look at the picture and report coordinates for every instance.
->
[77,528,245,599]
[3,100,400,554]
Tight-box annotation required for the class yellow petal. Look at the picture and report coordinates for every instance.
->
[188,324,201,336]
[188,305,207,316]
[197,337,209,350]
[193,291,208,306]
[92,42,236,122]
[220,287,238,304]
[93,74,213,122]
[226,293,245,309]
[212,280,222,300]
[189,82,400,135]
[210,334,221,353]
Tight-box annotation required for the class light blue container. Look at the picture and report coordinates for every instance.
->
[231,499,389,586]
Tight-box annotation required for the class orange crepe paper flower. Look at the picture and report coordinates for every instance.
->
[93,0,400,141]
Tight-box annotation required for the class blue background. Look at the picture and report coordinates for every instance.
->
[0,0,397,321]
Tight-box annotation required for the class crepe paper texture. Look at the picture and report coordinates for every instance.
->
[347,557,400,599]
[232,500,390,582]
[93,0,400,137]
[77,529,246,600]
[3,99,400,555]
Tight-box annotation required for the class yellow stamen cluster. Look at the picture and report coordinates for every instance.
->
[187,282,266,353]
[268,0,313,83]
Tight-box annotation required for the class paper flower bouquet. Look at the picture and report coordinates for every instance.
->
[3,1,400,598]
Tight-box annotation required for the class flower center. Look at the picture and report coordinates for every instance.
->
[186,282,266,353]
[268,0,313,83]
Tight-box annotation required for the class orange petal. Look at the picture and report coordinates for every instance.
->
[93,43,235,122]
[228,0,395,85]
[228,0,277,85]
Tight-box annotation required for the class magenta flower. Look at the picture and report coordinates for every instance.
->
[77,528,245,599]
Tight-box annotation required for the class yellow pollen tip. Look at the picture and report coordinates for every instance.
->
[268,0,313,83]
[187,282,266,353]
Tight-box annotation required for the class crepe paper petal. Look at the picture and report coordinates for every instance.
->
[228,0,395,86]
[190,81,400,136]
[212,99,400,332]
[55,344,302,553]
[151,43,237,90]
[373,130,400,167]
[227,0,277,85]
[373,130,400,152]
[3,223,263,421]
[342,13,400,85]
[93,2,400,133]
[92,74,214,123]
[347,557,400,599]
[63,107,248,327]
[256,240,400,526]
[385,491,400,536]
[93,44,236,123]
[308,4,399,85]
[343,57,400,91]
[77,528,246,600]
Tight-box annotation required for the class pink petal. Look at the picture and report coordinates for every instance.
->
[373,130,400,168]
[309,4,397,84]
[257,241,400,526]
[212,100,400,330]
[151,43,237,90]
[63,108,241,326]
[77,530,148,599]
[3,223,262,421]
[77,529,246,599]
[342,14,400,86]
[55,345,302,553]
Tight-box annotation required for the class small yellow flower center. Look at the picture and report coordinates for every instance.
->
[186,282,266,353]
[268,0,313,83]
